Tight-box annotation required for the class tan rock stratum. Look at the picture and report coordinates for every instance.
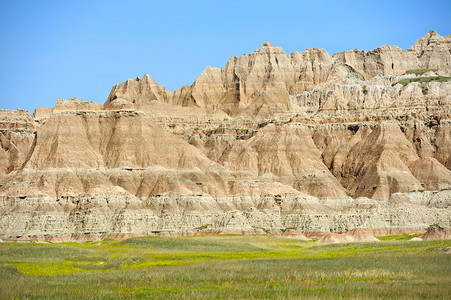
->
[1,31,451,241]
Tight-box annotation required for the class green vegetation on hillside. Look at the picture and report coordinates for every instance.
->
[0,235,450,299]
[404,69,437,76]
[361,85,368,94]
[392,76,451,87]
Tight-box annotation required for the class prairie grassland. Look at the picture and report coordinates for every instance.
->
[0,235,450,299]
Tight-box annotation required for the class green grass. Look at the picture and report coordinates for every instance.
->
[404,69,437,76]
[0,235,450,299]
[361,85,368,94]
[392,76,451,87]
[376,233,423,241]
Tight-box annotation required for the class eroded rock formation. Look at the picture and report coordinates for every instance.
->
[1,31,450,240]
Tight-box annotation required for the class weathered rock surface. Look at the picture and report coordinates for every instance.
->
[0,191,449,240]
[0,31,450,240]
[409,30,451,72]
[422,227,451,240]
[317,230,380,243]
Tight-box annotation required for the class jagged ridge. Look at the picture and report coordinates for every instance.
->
[0,31,450,240]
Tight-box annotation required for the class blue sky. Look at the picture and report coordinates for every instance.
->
[1,0,450,113]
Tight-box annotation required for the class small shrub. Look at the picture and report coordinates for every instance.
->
[361,85,368,94]
[427,223,444,230]
[281,226,296,232]
[196,224,211,230]
[421,85,429,95]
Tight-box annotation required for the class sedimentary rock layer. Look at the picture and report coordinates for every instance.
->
[0,31,450,239]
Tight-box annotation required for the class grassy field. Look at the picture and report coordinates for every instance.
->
[0,235,450,299]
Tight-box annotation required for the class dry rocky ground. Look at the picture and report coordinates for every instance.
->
[0,31,450,241]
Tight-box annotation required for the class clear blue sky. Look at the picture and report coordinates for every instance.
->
[1,0,450,113]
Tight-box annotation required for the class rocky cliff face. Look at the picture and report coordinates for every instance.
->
[1,31,450,240]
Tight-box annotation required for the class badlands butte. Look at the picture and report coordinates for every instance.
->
[1,31,451,241]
